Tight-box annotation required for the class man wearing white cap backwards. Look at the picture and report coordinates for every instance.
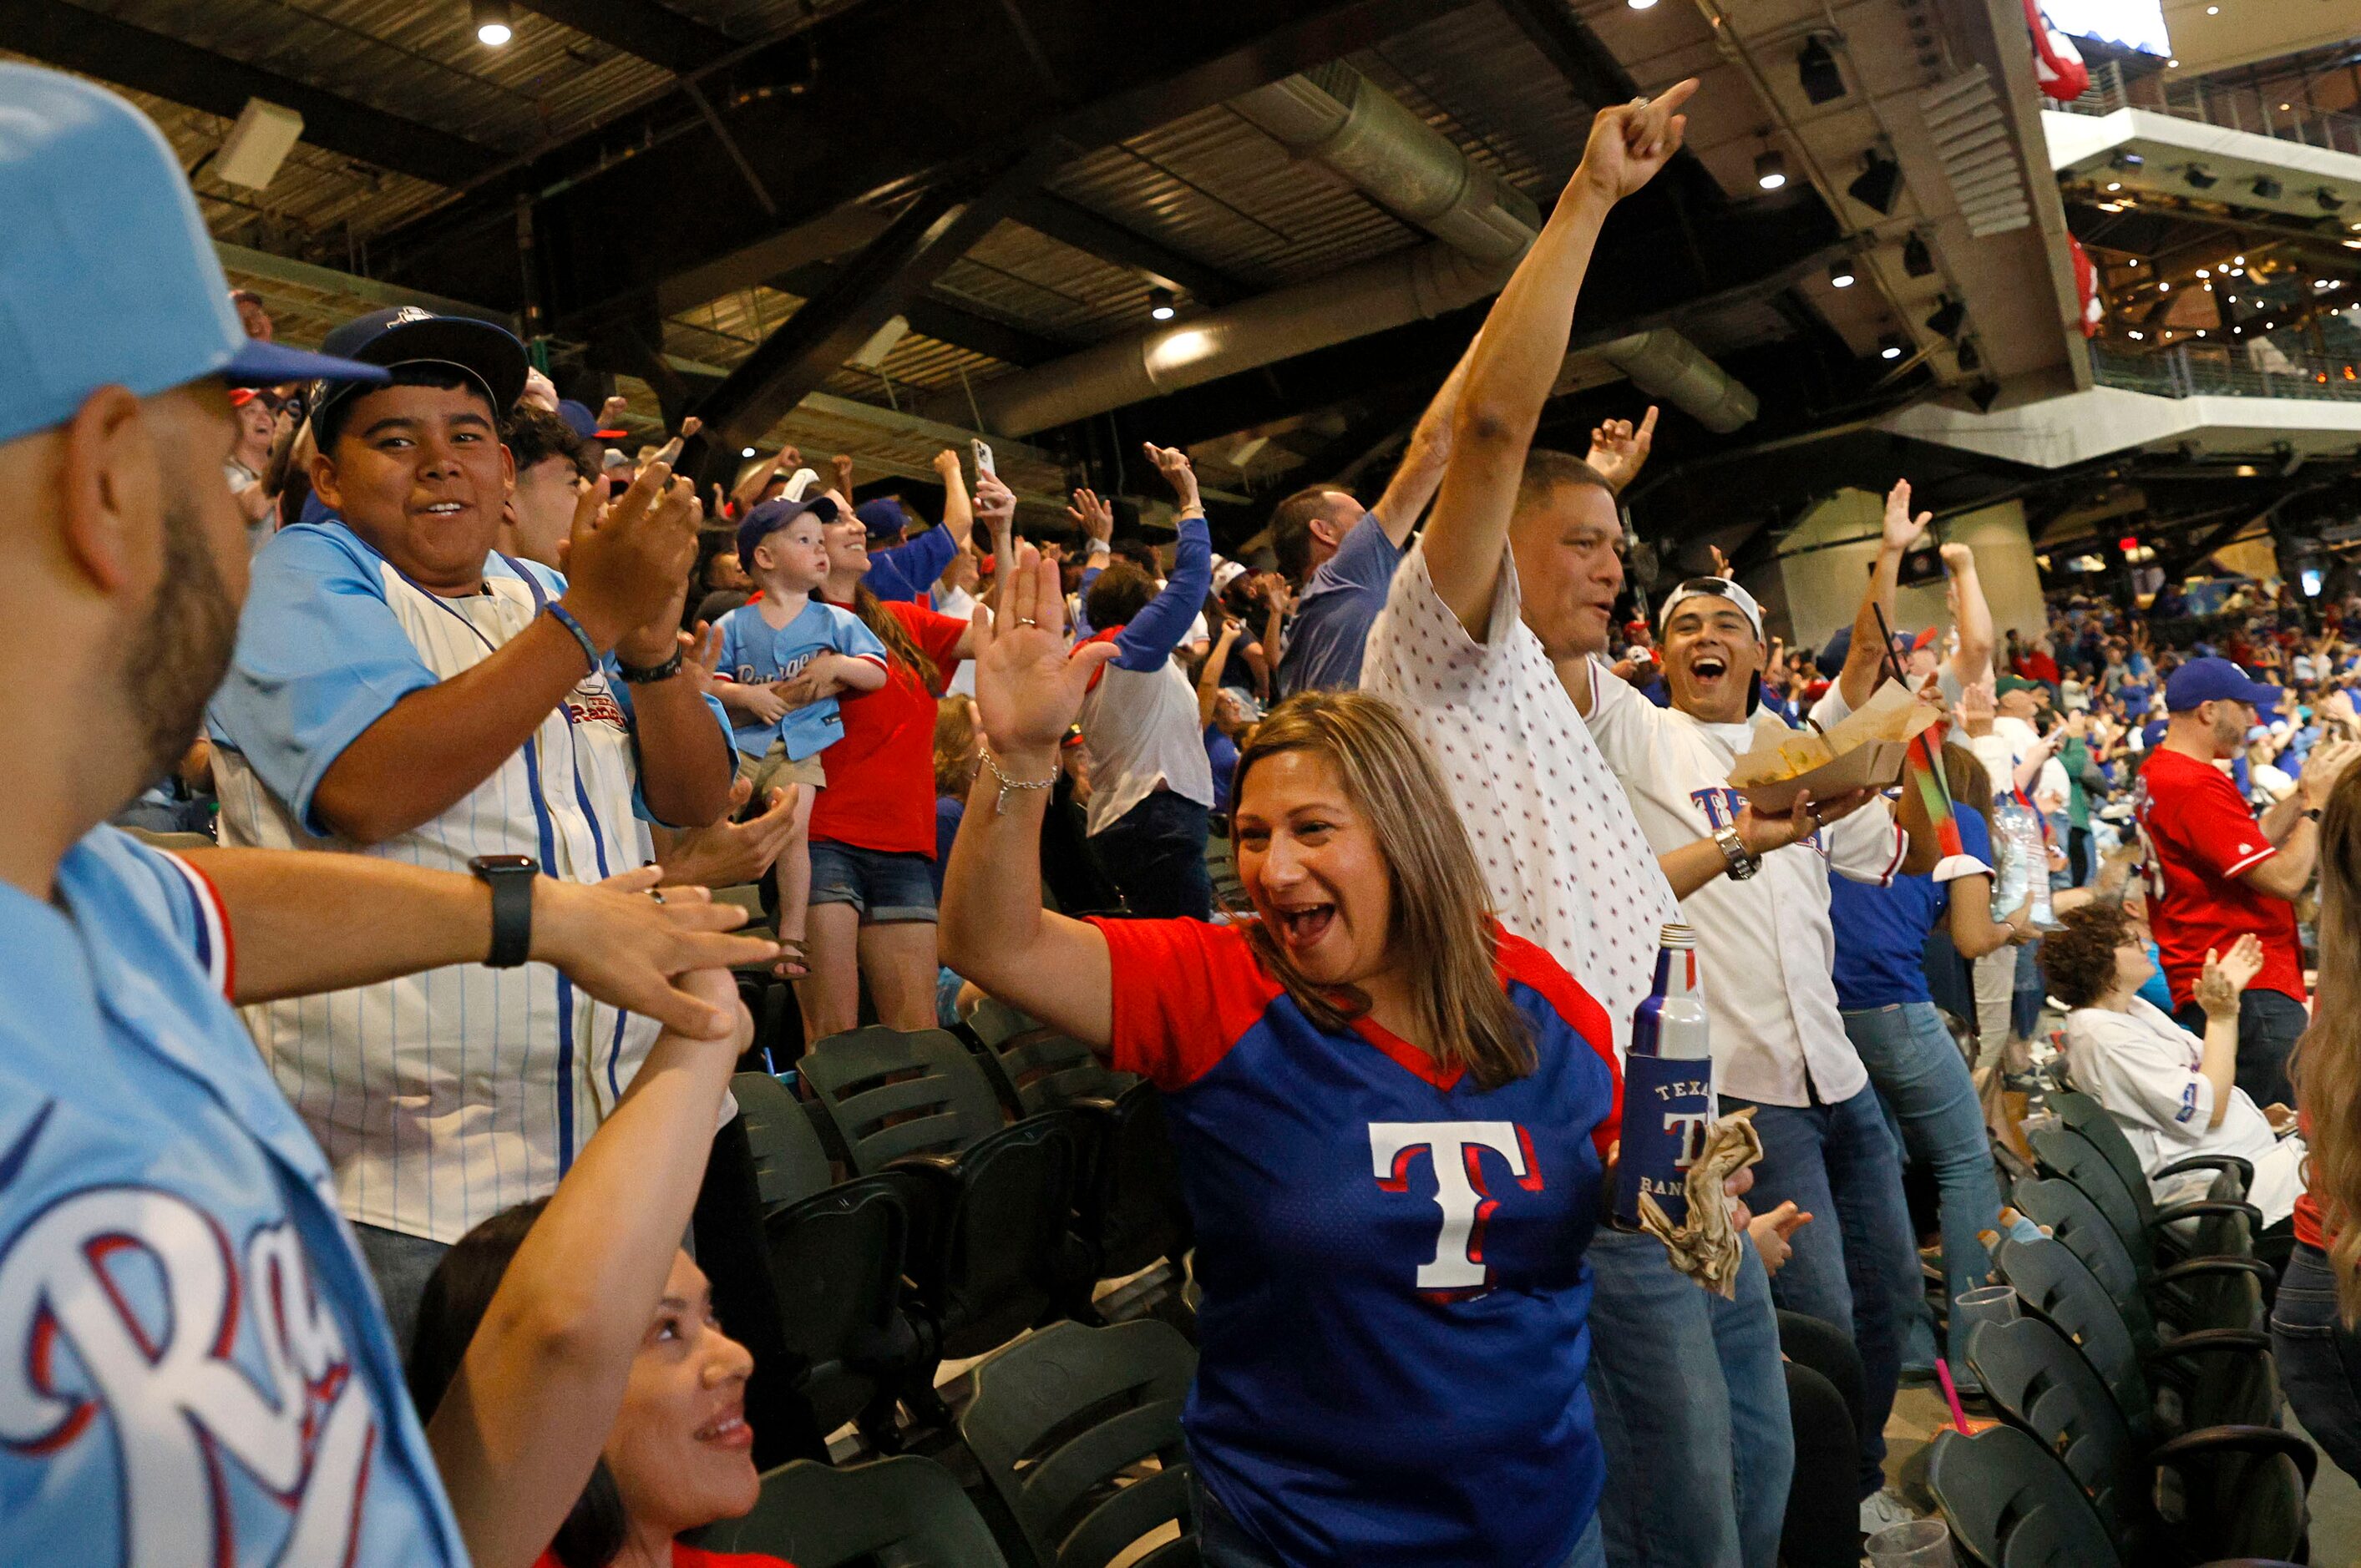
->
[0,63,780,1568]
[1565,563,1943,1530]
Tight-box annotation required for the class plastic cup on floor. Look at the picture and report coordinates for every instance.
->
[1867,1518,1955,1566]
[1951,1284,2021,1342]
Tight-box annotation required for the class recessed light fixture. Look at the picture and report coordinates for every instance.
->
[471,0,514,45]
[2110,150,2144,171]
[2197,268,2210,278]
[1628,0,1659,8]
[2206,3,2217,11]
[1756,150,1788,191]
[741,446,757,458]
[1878,333,1905,361]
[2235,255,2246,264]
[2159,281,2171,291]
[1148,286,1177,321]
[2168,58,2180,68]
[2282,104,2293,113]
[2129,330,2145,340]
[1829,259,1857,289]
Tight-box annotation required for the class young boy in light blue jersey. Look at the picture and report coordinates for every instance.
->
[715,493,887,974]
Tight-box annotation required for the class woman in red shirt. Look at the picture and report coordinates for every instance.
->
[2282,761,2361,1485]
[409,1201,795,1568]
[799,492,986,1044]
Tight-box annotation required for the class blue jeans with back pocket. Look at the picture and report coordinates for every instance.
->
[2270,1240,2361,1485]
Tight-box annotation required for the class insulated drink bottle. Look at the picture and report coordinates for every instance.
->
[1613,923,1715,1232]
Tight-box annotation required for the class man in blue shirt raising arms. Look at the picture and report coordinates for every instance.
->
[0,64,782,1568]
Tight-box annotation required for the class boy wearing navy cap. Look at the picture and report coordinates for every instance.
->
[206,299,741,1340]
[0,63,776,1568]
[2138,656,2359,1105]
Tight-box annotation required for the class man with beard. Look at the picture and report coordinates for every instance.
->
[1568,564,1942,1531]
[2138,656,2357,1105]
[205,306,738,1343]
[0,64,783,1565]
[1362,78,1799,1568]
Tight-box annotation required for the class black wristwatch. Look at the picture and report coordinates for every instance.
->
[469,854,539,968]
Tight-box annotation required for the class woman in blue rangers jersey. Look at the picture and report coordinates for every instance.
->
[945,545,1649,1568]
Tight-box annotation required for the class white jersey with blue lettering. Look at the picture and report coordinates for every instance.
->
[1584,664,1907,1108]
[207,519,730,1244]
[0,827,466,1565]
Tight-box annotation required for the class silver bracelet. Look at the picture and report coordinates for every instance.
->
[982,748,1058,817]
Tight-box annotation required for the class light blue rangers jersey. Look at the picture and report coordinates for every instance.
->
[714,596,887,762]
[0,827,465,1565]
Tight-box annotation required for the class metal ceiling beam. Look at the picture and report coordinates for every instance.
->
[1007,191,1249,304]
[0,4,500,188]
[1485,0,1727,215]
[509,0,737,75]
[688,169,1044,453]
[372,0,1469,321]
[773,264,1073,367]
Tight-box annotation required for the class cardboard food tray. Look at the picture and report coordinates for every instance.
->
[1734,739,1909,816]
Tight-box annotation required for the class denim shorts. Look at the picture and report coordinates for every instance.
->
[807,838,936,924]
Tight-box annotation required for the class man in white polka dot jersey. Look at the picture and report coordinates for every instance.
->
[1363,81,1793,1568]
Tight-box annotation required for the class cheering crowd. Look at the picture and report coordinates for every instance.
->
[15,55,2361,1568]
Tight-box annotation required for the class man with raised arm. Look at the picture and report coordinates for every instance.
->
[1360,80,1796,1568]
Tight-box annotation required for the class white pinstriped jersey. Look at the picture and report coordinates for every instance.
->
[1585,668,1908,1108]
[208,521,719,1244]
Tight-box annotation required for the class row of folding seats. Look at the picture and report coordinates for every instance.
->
[1924,1087,2312,1567]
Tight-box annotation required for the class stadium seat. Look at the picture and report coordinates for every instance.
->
[694,1454,1009,1565]
[1994,1236,2282,1443]
[2010,1176,2270,1348]
[2029,1124,2262,1270]
[960,1319,1200,1568]
[801,1028,1092,1409]
[1926,1421,2126,1567]
[1966,1314,2313,1564]
[694,1074,926,1458]
[964,998,1137,1118]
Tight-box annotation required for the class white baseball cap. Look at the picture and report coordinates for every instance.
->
[1658,575,1765,643]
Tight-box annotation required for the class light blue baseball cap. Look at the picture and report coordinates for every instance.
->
[0,63,388,448]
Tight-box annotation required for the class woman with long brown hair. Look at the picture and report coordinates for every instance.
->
[2279,760,2361,1481]
[941,544,1639,1567]
[798,486,990,1044]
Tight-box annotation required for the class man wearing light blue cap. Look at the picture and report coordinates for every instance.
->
[0,63,780,1567]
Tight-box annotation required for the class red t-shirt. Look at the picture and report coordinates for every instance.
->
[2133,746,2304,1008]
[812,598,965,856]
[533,1545,790,1568]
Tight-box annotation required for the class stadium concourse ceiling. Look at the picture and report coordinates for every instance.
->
[3,0,2079,549]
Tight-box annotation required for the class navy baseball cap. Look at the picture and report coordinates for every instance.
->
[308,306,530,442]
[2166,655,2280,715]
[0,64,388,447]
[855,497,909,542]
[737,493,839,569]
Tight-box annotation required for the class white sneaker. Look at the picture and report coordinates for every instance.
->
[1859,1487,1919,1535]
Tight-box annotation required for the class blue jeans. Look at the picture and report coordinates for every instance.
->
[2174,985,2307,1111]
[2271,1241,2361,1485]
[1092,788,1212,920]
[2009,938,2044,1041]
[1723,1087,1920,1500]
[1188,1465,1605,1567]
[1585,1228,1791,1568]
[1843,1003,2000,1370]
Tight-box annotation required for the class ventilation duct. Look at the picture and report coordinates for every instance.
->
[960,243,1513,438]
[1594,331,1760,433]
[1229,63,1540,262]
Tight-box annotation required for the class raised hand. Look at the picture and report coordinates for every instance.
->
[1884,478,1932,553]
[974,469,1017,533]
[832,453,854,496]
[558,458,703,659]
[1573,78,1698,205]
[1143,442,1201,513]
[1585,405,1659,493]
[1067,486,1115,544]
[1738,787,1873,857]
[2198,934,2266,1016]
[975,543,1121,760]
[520,367,560,413]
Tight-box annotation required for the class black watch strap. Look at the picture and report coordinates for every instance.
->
[469,855,539,968]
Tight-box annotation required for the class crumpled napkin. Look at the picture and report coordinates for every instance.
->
[1637,1107,1765,1300]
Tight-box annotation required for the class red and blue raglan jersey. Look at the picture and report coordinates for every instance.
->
[1090,916,1623,1568]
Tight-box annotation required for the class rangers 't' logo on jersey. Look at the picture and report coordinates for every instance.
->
[0,1186,375,1566]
